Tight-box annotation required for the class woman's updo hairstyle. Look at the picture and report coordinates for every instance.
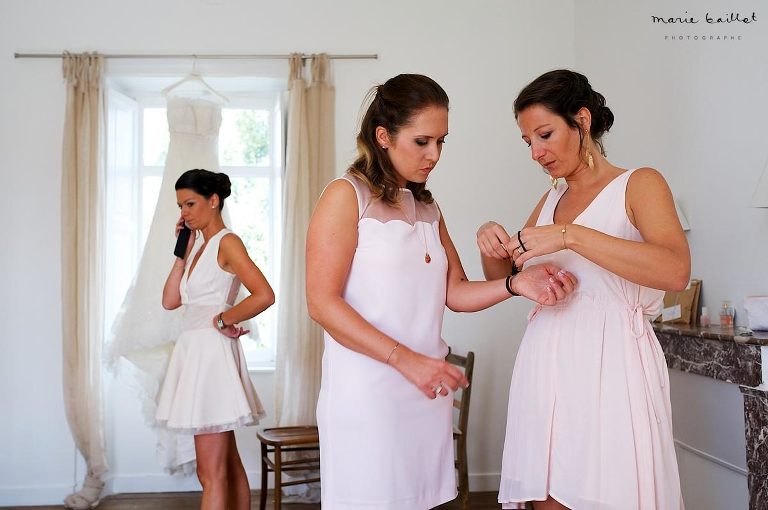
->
[350,74,449,205]
[514,69,614,155]
[175,168,231,210]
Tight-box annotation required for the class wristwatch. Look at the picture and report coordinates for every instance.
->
[216,312,227,330]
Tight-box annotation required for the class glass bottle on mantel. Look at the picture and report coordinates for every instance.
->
[700,306,711,328]
[719,301,735,328]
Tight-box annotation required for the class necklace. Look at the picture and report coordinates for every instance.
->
[401,198,431,264]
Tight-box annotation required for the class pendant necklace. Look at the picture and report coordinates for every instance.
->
[402,199,431,264]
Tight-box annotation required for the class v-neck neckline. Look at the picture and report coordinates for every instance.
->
[187,228,225,281]
[552,171,628,225]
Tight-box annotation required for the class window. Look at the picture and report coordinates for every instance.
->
[105,79,284,368]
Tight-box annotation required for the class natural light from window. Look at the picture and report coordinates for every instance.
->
[105,81,283,369]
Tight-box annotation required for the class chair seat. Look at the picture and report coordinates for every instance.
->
[257,426,319,446]
[258,426,320,510]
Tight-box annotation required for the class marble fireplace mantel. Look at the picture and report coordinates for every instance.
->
[654,323,768,510]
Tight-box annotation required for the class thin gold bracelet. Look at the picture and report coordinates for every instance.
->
[561,224,567,249]
[385,342,400,364]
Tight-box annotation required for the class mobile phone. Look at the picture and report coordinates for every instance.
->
[174,225,192,259]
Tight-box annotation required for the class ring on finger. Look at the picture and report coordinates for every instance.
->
[433,383,444,396]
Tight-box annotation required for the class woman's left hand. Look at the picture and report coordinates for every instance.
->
[212,316,250,339]
[513,224,570,267]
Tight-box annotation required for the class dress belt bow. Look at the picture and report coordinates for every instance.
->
[629,304,666,424]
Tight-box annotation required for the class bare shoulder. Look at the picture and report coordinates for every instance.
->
[219,232,247,257]
[625,167,676,227]
[627,167,672,199]
[313,178,359,222]
[220,231,244,247]
[628,167,669,189]
[320,177,357,203]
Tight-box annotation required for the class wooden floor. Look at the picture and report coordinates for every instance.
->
[2,491,503,509]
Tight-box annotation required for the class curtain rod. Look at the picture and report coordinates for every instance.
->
[14,52,377,60]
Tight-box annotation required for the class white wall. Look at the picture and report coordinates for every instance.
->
[574,1,768,508]
[0,0,576,504]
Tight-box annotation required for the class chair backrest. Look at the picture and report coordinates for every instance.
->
[446,350,475,437]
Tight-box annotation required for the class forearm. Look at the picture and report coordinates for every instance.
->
[446,276,516,312]
[161,259,185,309]
[221,290,275,325]
[567,224,690,291]
[481,254,513,281]
[309,295,404,363]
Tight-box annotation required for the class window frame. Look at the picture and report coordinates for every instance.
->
[107,86,284,369]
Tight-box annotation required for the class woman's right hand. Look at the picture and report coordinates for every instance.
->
[175,216,195,258]
[477,221,514,260]
[175,216,187,237]
[389,346,469,399]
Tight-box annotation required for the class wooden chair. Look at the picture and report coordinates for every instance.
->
[256,425,320,510]
[447,349,475,510]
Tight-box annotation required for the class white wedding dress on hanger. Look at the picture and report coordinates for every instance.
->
[108,96,240,474]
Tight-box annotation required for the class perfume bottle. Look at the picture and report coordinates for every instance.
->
[719,301,734,328]
[700,306,711,328]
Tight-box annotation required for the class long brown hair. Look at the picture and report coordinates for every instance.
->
[349,74,449,205]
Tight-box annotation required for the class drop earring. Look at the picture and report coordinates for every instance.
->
[550,176,558,189]
[587,150,594,169]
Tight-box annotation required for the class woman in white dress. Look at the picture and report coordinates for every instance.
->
[157,169,274,510]
[306,74,578,510]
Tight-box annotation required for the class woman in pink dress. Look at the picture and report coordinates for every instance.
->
[306,74,577,510]
[477,70,690,509]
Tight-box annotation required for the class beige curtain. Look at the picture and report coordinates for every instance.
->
[61,52,108,509]
[274,54,335,427]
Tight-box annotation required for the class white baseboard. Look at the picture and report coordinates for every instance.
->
[0,484,73,506]
[105,473,202,494]
[675,443,749,510]
[3,470,496,506]
[469,472,501,492]
[105,468,274,495]
[0,470,270,506]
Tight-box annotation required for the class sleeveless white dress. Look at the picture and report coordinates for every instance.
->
[499,170,684,509]
[156,228,265,436]
[316,174,456,510]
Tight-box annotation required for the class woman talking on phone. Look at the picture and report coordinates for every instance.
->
[156,168,274,510]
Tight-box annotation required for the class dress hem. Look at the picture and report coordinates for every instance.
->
[322,489,456,510]
[156,411,265,435]
[500,491,573,509]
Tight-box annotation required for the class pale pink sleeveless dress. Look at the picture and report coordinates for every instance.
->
[499,170,684,510]
[316,174,456,510]
[156,228,265,434]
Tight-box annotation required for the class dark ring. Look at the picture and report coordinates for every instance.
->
[517,230,527,252]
